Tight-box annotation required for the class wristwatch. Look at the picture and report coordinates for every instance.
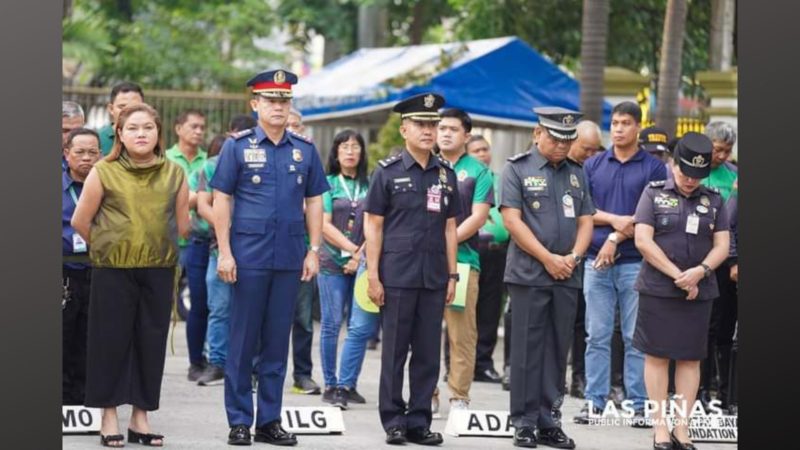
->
[309,245,320,254]
[570,252,583,264]
[700,263,712,278]
[448,273,460,282]
[607,232,619,244]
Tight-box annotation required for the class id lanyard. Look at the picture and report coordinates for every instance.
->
[68,185,79,205]
[338,174,361,235]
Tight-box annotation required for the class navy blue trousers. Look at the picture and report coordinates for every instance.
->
[224,269,301,427]
[379,287,446,431]
[183,238,210,365]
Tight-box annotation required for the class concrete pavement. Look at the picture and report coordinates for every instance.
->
[63,321,737,449]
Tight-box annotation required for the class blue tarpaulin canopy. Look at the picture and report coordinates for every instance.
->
[294,36,611,129]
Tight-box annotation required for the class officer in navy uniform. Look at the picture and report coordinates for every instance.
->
[500,107,595,449]
[210,69,329,446]
[631,132,730,450]
[364,92,461,446]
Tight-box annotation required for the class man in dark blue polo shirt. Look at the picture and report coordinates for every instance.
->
[62,128,102,405]
[574,102,667,426]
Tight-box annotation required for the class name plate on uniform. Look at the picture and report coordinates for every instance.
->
[686,415,737,443]
[62,406,102,434]
[280,406,345,434]
[444,410,513,437]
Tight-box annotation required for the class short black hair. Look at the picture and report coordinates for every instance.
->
[174,109,205,127]
[439,108,473,133]
[228,114,257,133]
[466,134,488,147]
[65,127,100,148]
[109,82,144,103]
[611,101,642,124]
[327,129,368,185]
[207,134,226,158]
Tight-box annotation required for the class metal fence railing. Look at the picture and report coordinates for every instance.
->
[63,86,251,148]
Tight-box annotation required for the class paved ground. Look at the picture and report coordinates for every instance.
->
[64,321,737,449]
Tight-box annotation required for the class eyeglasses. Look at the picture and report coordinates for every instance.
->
[340,144,362,153]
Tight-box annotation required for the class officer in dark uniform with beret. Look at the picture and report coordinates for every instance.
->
[210,69,329,446]
[632,132,730,450]
[500,107,595,449]
[364,92,461,446]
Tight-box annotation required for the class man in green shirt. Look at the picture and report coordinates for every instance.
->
[466,134,512,388]
[97,82,145,156]
[701,121,738,202]
[435,108,494,414]
[699,121,739,412]
[165,109,210,382]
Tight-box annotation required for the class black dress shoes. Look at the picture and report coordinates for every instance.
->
[568,376,585,398]
[513,426,537,448]
[228,425,252,446]
[572,404,603,425]
[474,367,503,383]
[537,427,575,449]
[406,427,443,445]
[385,426,407,445]
[254,421,297,446]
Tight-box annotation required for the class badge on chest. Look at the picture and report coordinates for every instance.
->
[244,148,267,163]
[427,184,443,213]
[562,193,575,218]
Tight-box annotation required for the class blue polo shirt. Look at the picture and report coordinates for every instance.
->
[62,171,90,270]
[584,148,667,263]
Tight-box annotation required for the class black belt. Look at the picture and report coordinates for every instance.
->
[479,242,508,251]
[63,265,91,280]
[62,255,91,264]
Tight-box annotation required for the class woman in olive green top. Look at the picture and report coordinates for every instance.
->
[72,103,189,448]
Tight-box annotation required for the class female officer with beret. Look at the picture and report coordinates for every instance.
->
[632,132,730,450]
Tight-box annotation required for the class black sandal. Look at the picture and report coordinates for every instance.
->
[100,433,125,447]
[127,429,164,447]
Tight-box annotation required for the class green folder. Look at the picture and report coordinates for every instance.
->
[449,263,472,311]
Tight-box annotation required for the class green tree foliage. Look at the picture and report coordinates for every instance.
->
[449,0,711,87]
[277,0,359,56]
[367,114,404,172]
[64,0,281,90]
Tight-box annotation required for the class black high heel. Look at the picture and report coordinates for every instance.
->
[100,433,125,447]
[653,437,673,450]
[670,429,697,450]
[127,428,164,447]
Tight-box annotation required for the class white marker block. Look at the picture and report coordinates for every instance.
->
[444,410,514,437]
[687,415,738,443]
[280,406,345,434]
[62,406,102,434]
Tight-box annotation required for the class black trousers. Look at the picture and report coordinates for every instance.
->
[507,284,578,429]
[569,290,586,383]
[85,267,176,411]
[701,265,738,402]
[63,267,92,405]
[379,287,445,431]
[474,245,507,373]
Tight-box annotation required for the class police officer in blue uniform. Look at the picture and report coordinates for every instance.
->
[364,93,461,446]
[501,107,595,449]
[210,69,329,446]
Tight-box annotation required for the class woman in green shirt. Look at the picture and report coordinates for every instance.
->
[317,130,374,409]
[72,103,189,447]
